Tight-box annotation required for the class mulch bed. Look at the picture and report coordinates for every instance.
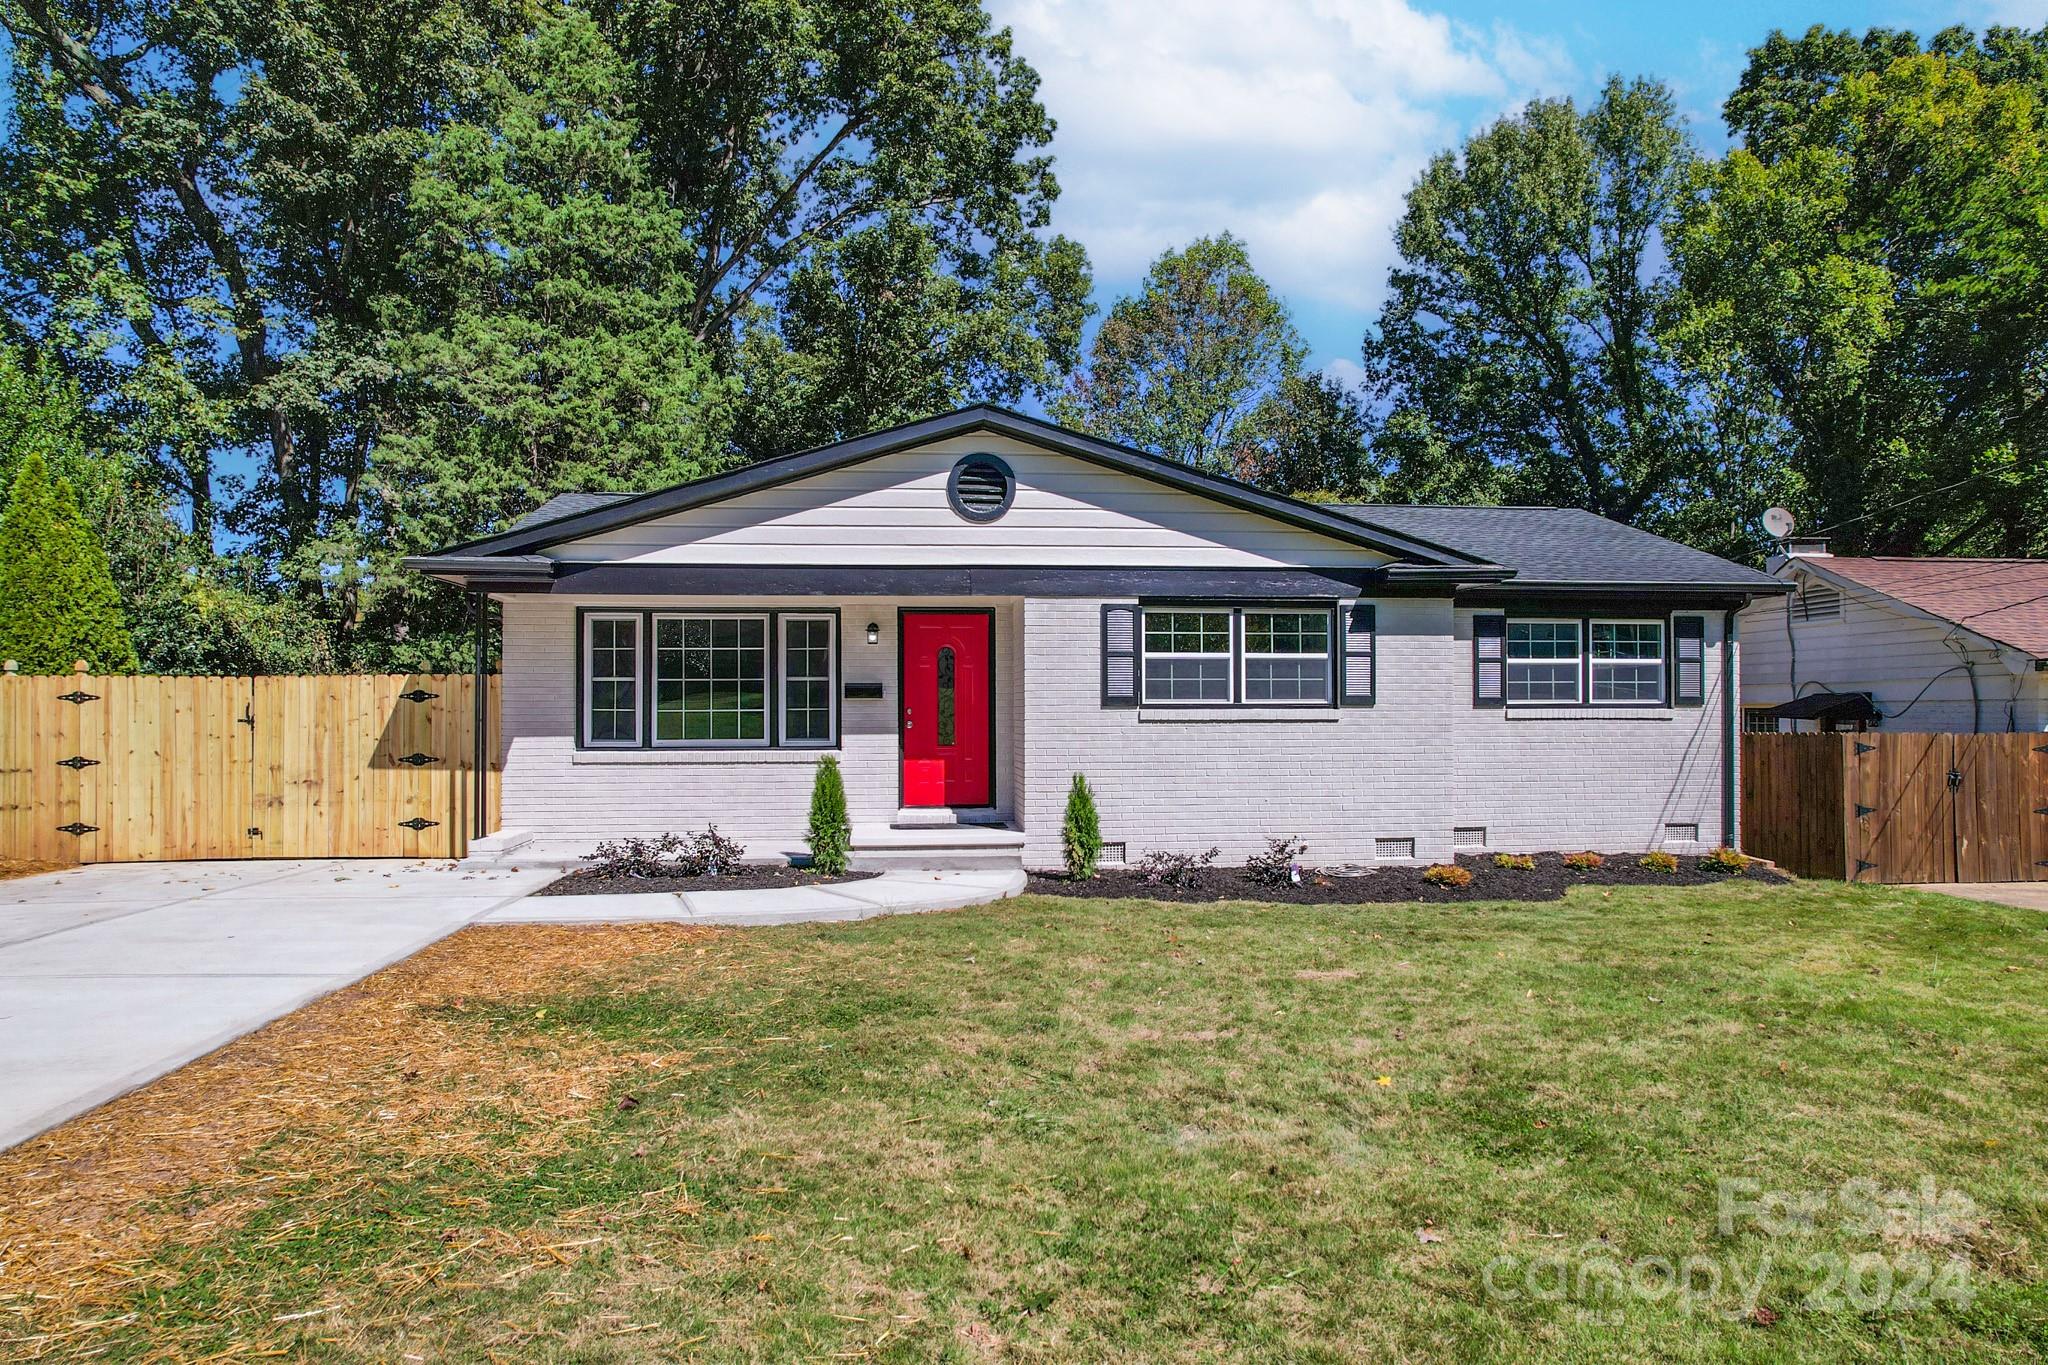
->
[1025,851,1787,905]
[535,866,880,897]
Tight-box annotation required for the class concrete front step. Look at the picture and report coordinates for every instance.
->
[850,821,1026,873]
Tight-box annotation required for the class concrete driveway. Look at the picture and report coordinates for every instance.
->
[1903,882,2048,913]
[0,859,555,1151]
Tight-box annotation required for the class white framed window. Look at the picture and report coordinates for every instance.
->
[1241,610,1332,704]
[582,613,642,746]
[652,613,769,746]
[1590,619,1665,703]
[779,614,837,746]
[1506,619,1582,704]
[1142,609,1233,703]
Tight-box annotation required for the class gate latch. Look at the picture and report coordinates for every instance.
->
[1946,767,1962,791]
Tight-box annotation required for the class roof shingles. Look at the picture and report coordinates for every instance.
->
[1809,557,2048,657]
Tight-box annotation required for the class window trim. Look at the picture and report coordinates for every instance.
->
[1137,602,1341,710]
[1239,608,1335,707]
[581,611,643,748]
[777,612,840,748]
[575,606,842,751]
[1588,617,1667,707]
[1504,616,1585,706]
[1495,613,1678,710]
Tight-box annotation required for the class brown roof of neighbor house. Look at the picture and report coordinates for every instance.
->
[1812,557,2048,658]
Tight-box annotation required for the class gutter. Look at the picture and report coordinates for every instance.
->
[1723,607,1739,851]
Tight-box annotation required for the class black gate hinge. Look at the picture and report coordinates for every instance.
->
[1854,803,1876,818]
[1854,741,1877,755]
[56,755,99,770]
[56,690,98,705]
[57,821,98,835]
[1946,767,1963,791]
[398,817,439,831]
[1855,858,1878,874]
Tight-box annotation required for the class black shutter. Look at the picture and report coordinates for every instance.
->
[1473,613,1506,707]
[1673,614,1706,707]
[1341,603,1376,706]
[1102,604,1138,707]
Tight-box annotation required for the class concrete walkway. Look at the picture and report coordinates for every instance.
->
[1903,882,2048,913]
[480,869,1026,925]
[0,860,1024,1151]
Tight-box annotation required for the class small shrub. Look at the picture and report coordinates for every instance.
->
[807,755,852,875]
[1135,846,1220,888]
[582,828,749,879]
[690,825,747,876]
[583,833,692,879]
[1562,850,1606,871]
[1638,850,1679,874]
[1423,863,1473,888]
[1062,773,1102,879]
[1245,836,1309,887]
[1492,853,1536,871]
[1701,846,1752,874]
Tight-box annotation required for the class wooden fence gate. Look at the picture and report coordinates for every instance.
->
[1742,732,2048,883]
[1,670,498,864]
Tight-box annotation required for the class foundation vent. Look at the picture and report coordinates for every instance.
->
[1099,841,1127,866]
[1663,822,1700,846]
[1452,826,1488,849]
[1375,837,1416,860]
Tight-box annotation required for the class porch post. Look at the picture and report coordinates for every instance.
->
[472,590,489,842]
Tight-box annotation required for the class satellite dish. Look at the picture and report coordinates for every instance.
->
[1761,506,1796,539]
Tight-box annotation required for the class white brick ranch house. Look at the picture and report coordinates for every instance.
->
[407,408,1789,872]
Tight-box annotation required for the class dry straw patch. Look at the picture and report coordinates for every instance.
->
[0,923,716,1333]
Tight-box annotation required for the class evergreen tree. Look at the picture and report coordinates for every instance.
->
[0,450,138,673]
[807,755,852,875]
[1062,773,1101,880]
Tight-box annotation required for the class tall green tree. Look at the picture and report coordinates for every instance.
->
[1227,372,1383,499]
[362,5,732,669]
[1361,78,1787,554]
[1054,234,1304,473]
[1676,31,2048,555]
[591,0,1092,452]
[0,449,137,673]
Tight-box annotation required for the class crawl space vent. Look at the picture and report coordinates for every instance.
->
[1452,826,1488,849]
[1663,822,1700,846]
[1099,841,1127,866]
[1375,837,1416,860]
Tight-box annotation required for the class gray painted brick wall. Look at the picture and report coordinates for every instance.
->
[500,594,1731,869]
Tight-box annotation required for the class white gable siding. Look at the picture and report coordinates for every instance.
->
[1738,568,2040,732]
[543,433,1387,569]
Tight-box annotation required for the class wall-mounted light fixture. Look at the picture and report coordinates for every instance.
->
[866,621,880,645]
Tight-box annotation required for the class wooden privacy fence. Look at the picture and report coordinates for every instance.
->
[1,669,499,864]
[1743,731,2048,884]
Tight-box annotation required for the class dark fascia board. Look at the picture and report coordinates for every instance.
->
[403,554,558,591]
[1457,581,1785,612]
[426,405,1501,570]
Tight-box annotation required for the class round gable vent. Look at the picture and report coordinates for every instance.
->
[948,453,1014,522]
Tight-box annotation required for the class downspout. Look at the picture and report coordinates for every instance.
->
[472,590,489,843]
[1722,608,1739,852]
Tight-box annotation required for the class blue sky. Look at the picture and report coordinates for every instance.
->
[987,0,2042,383]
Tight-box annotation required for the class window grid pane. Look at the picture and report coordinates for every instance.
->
[781,617,833,743]
[1243,610,1330,702]
[587,617,638,742]
[1506,620,1581,703]
[1142,609,1231,703]
[1592,621,1664,702]
[655,615,767,743]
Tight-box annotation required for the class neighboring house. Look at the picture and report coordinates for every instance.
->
[1739,542,2048,735]
[407,407,1787,871]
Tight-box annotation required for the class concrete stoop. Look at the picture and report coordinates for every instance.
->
[850,821,1026,873]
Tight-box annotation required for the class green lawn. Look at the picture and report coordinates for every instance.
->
[33,880,2048,1360]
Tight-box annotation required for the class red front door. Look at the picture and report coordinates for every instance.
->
[900,612,993,808]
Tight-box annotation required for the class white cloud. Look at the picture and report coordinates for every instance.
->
[992,0,1577,313]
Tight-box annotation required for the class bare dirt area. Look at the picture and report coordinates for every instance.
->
[0,922,725,1339]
